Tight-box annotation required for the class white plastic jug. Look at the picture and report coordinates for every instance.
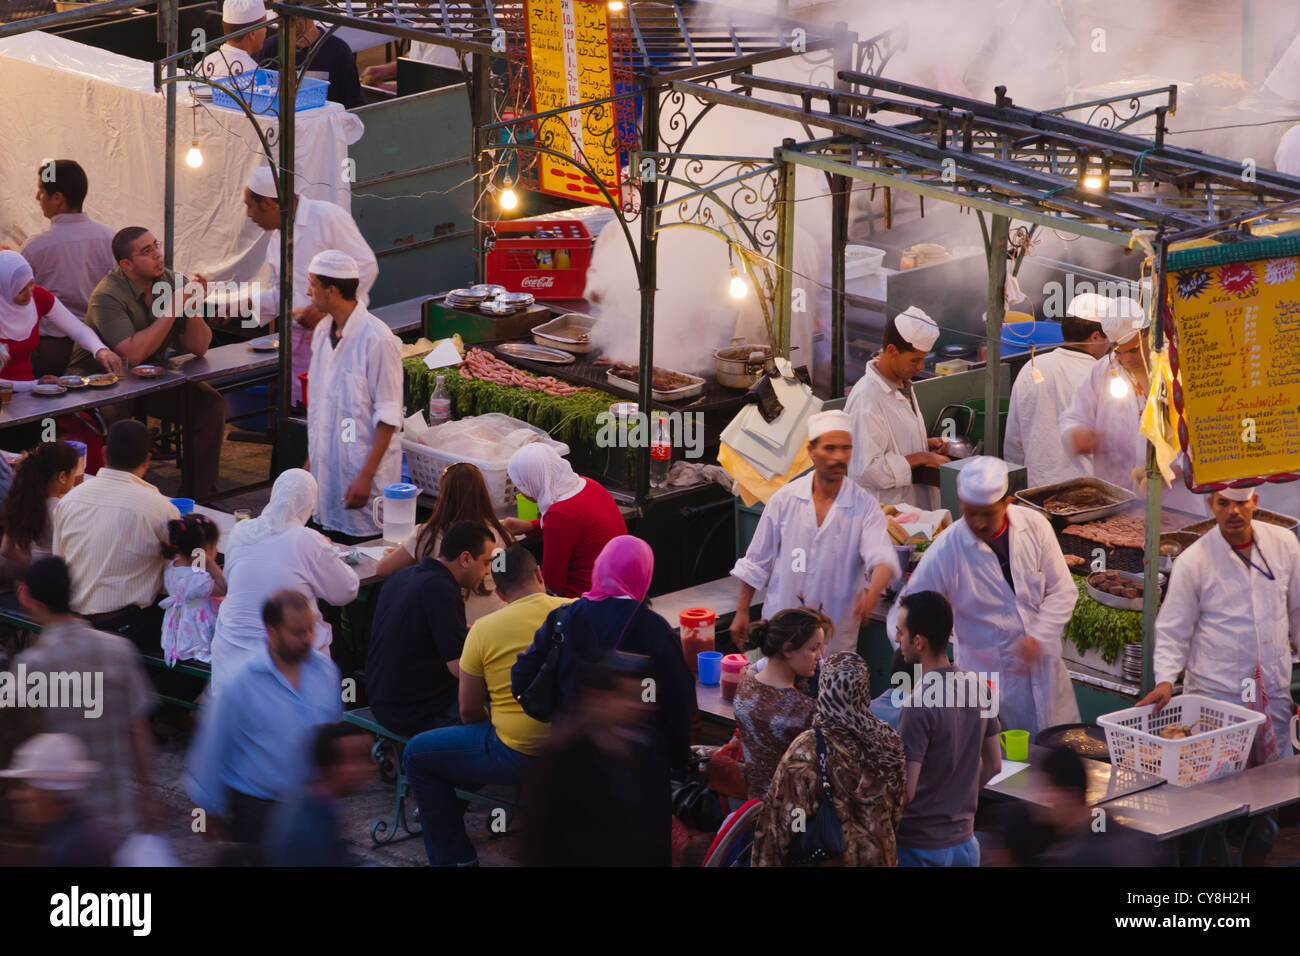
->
[372,483,419,543]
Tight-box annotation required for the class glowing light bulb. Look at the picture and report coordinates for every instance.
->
[1083,175,1103,190]
[729,268,748,299]
[185,140,203,170]
[1109,368,1131,398]
[498,186,519,211]
[608,0,625,10]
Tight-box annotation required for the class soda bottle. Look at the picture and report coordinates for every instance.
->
[650,412,671,487]
[428,375,451,426]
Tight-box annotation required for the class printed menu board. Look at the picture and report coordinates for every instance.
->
[525,0,620,207]
[1167,252,1300,485]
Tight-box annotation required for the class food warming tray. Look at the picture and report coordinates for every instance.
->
[606,367,705,402]
[494,342,575,365]
[1086,569,1166,612]
[1015,477,1135,524]
[532,313,599,354]
[1181,509,1300,536]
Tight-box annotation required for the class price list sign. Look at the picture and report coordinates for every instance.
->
[1167,248,1300,486]
[525,0,621,207]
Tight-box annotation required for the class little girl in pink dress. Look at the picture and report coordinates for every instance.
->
[159,514,228,666]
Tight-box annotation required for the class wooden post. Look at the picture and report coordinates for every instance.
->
[983,215,1010,455]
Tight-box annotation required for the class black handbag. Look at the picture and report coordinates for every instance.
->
[790,728,845,864]
[514,604,574,722]
[671,764,724,833]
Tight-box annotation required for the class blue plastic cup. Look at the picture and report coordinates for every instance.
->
[697,651,723,686]
[171,497,195,516]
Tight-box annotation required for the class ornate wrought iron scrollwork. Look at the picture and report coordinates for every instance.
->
[856,24,907,78]
[661,158,781,260]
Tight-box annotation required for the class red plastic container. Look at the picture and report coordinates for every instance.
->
[720,654,749,703]
[485,219,593,299]
[680,607,716,675]
[298,371,308,410]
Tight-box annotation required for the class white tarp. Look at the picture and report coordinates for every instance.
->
[0,31,363,284]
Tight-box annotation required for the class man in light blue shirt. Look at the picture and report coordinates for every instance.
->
[187,590,342,849]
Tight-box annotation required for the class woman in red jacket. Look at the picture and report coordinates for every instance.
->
[502,444,627,597]
[0,252,120,470]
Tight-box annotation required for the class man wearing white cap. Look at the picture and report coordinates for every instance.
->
[1004,292,1110,487]
[1143,486,1300,776]
[1,734,116,867]
[242,165,377,404]
[890,456,1079,735]
[732,409,901,655]
[1058,296,1202,513]
[304,249,402,538]
[845,307,951,510]
[200,0,268,81]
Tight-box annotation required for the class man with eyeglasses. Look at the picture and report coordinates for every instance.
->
[69,226,226,500]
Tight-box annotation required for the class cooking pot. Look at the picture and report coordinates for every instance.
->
[715,340,775,390]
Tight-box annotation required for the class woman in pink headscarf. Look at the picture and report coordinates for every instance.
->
[512,534,696,865]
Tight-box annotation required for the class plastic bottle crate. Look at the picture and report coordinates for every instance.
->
[485,219,593,299]
[211,68,328,115]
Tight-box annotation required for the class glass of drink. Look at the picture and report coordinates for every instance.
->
[234,509,252,522]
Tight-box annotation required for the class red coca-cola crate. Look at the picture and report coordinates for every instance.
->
[485,219,593,299]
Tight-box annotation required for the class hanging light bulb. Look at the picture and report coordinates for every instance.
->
[729,267,748,299]
[497,179,519,211]
[608,0,625,11]
[1082,175,1103,190]
[185,139,204,170]
[1109,366,1131,398]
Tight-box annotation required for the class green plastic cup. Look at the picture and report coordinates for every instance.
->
[516,493,540,522]
[1000,729,1029,761]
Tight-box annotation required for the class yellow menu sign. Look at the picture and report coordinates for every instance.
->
[525,0,620,207]
[1167,253,1300,485]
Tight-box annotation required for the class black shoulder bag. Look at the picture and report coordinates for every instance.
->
[790,728,845,864]
[514,603,576,722]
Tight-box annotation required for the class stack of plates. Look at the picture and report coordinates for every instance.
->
[467,284,506,298]
[444,288,489,309]
[472,290,537,315]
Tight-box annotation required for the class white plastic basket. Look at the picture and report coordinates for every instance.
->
[1097,694,1264,787]
[401,417,569,511]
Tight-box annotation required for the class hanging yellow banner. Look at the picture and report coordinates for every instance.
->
[525,0,621,207]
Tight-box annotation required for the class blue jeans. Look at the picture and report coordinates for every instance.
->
[403,722,533,866]
[897,835,981,867]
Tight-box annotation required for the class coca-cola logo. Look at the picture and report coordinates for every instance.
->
[520,274,556,289]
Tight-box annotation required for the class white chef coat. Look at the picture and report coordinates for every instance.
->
[1058,352,1205,515]
[1154,521,1299,759]
[845,358,939,509]
[307,305,403,537]
[889,504,1081,735]
[1004,347,1097,487]
[257,197,379,395]
[731,471,901,655]
[208,525,360,697]
[200,44,260,81]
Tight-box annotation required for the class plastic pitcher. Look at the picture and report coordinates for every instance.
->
[679,607,716,674]
[1000,729,1030,761]
[720,653,748,703]
[372,483,419,543]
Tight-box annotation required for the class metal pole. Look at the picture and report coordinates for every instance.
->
[162,0,178,269]
[774,139,797,359]
[275,7,298,460]
[829,21,852,398]
[983,215,1009,456]
[471,52,492,285]
[1140,237,1170,695]
[636,73,660,507]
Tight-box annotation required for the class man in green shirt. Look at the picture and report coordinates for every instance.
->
[71,226,226,500]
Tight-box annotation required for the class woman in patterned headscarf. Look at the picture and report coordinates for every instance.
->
[753,652,907,866]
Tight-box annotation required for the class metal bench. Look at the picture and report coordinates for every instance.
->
[342,706,423,846]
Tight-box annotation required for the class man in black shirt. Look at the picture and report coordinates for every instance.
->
[260,16,364,109]
[365,522,495,737]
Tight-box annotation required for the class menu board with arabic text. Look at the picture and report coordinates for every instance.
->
[1167,253,1300,485]
[525,0,620,207]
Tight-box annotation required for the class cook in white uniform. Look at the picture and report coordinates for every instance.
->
[1143,485,1299,762]
[1004,292,1110,486]
[1058,297,1203,515]
[731,410,901,656]
[200,0,267,81]
[242,165,378,404]
[889,457,1080,736]
[305,251,403,538]
[845,307,950,509]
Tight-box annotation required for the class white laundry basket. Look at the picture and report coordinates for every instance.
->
[1097,694,1264,787]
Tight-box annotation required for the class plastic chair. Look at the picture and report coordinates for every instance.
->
[702,798,762,867]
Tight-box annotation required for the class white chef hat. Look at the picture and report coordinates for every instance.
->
[807,409,852,442]
[1100,297,1148,344]
[223,0,267,25]
[957,456,1009,505]
[1066,292,1115,322]
[1215,485,1257,502]
[308,249,360,280]
[892,306,939,352]
[246,165,278,201]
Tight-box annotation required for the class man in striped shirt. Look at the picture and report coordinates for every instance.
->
[52,420,177,646]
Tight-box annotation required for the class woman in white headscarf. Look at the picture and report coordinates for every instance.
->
[0,251,120,467]
[208,468,361,696]
[501,444,627,597]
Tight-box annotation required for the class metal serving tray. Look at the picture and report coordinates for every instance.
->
[1016,477,1136,524]
[606,366,705,402]
[532,313,599,353]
